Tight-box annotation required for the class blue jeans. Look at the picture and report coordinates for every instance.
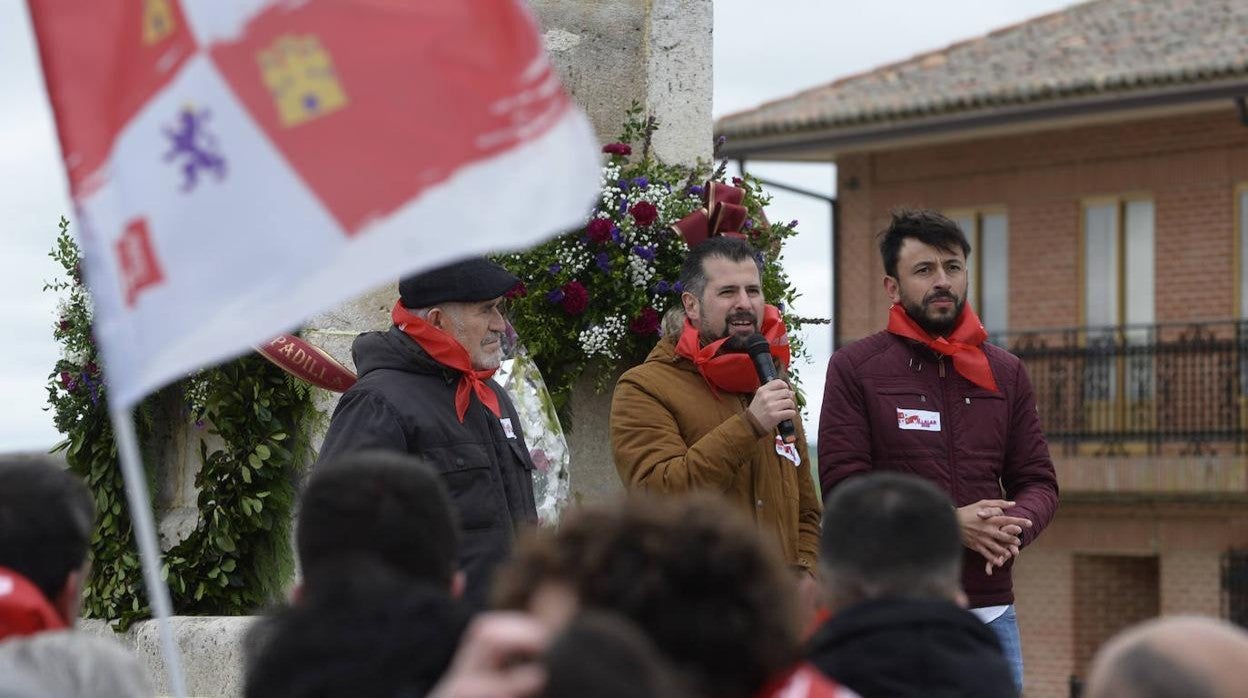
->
[986,605,1024,695]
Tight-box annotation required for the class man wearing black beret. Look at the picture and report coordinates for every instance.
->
[318,257,537,609]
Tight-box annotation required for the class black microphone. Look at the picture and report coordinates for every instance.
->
[743,333,797,444]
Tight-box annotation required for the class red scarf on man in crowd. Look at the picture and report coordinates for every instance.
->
[392,302,502,423]
[886,303,998,392]
[675,304,791,395]
[0,567,67,641]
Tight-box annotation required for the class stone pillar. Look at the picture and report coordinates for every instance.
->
[530,0,713,504]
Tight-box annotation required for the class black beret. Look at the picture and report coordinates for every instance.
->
[399,257,519,309]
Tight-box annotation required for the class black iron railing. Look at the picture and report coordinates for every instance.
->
[988,320,1248,456]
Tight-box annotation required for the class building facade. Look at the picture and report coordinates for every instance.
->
[717,1,1248,695]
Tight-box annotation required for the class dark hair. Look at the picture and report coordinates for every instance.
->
[678,236,763,300]
[494,494,798,698]
[543,611,684,698]
[244,559,467,698]
[821,473,962,603]
[0,457,94,603]
[878,209,971,279]
[297,451,458,593]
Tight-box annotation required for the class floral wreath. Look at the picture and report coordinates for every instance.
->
[497,105,808,423]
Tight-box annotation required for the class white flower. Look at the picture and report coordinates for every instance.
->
[578,315,627,361]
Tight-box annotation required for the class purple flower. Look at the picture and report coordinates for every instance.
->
[777,302,786,312]
[743,218,753,230]
[789,219,799,228]
[81,372,99,405]
[673,281,684,293]
[689,185,704,196]
[618,199,629,215]
[595,252,611,272]
[617,179,630,190]
[632,245,656,261]
[654,280,671,294]
[546,288,565,304]
[548,263,562,275]
[632,177,649,189]
[195,419,206,429]
[610,225,622,243]
[716,135,727,146]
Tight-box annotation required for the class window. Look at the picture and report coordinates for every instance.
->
[950,210,1009,334]
[1082,198,1154,331]
[1239,187,1248,317]
[1081,197,1156,427]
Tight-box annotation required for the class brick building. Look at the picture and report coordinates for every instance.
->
[716,1,1248,695]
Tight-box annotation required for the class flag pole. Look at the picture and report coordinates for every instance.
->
[108,405,189,698]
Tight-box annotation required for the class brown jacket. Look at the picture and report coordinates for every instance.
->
[610,336,822,571]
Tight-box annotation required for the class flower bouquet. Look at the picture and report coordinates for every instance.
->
[497,104,806,422]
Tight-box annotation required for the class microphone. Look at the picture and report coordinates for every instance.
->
[743,333,797,444]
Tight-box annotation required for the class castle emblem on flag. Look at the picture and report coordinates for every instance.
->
[163,106,226,193]
[258,35,349,128]
[142,0,176,45]
[116,218,165,307]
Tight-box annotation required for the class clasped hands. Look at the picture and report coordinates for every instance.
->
[956,499,1032,576]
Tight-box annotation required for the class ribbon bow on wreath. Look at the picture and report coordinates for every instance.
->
[671,181,750,247]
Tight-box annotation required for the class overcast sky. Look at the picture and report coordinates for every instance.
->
[0,0,1078,451]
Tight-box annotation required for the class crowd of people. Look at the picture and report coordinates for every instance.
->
[3,210,1248,697]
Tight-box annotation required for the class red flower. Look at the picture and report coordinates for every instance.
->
[85,361,99,375]
[731,176,744,186]
[602,142,632,156]
[560,280,589,315]
[629,307,661,336]
[629,201,658,228]
[58,318,72,332]
[587,218,613,244]
[59,371,76,392]
[505,282,527,299]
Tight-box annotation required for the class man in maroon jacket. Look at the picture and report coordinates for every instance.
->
[817,209,1058,693]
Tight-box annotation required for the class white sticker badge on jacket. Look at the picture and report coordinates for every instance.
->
[897,408,941,432]
[775,436,801,466]
[500,417,516,439]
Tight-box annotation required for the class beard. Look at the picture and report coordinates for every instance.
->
[700,309,759,344]
[902,291,964,337]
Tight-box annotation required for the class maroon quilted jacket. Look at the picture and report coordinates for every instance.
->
[817,331,1059,607]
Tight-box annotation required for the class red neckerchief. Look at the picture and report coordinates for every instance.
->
[392,301,502,423]
[674,304,791,395]
[886,303,999,392]
[0,567,67,641]
[754,663,844,698]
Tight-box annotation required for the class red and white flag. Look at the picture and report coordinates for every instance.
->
[29,0,599,408]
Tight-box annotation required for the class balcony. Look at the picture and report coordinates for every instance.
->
[991,320,1248,456]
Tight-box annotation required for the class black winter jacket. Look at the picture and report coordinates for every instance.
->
[318,327,538,608]
[806,598,1016,698]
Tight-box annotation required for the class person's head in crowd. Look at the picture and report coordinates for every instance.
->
[678,236,766,345]
[0,630,152,698]
[296,450,461,598]
[820,472,965,611]
[398,257,519,371]
[246,559,467,698]
[1085,616,1248,698]
[0,456,94,634]
[542,611,684,698]
[878,209,972,337]
[494,493,799,698]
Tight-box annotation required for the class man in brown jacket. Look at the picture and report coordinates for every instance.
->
[610,236,822,577]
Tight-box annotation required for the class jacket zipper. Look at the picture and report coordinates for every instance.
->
[938,357,958,506]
